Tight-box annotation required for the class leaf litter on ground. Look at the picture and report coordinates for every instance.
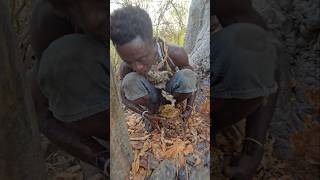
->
[126,91,210,180]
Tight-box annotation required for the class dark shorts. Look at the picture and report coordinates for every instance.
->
[121,69,198,103]
[38,34,109,122]
[211,23,278,99]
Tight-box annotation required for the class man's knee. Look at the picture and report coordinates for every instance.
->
[169,69,198,93]
[122,72,144,86]
[121,72,149,101]
[121,72,146,92]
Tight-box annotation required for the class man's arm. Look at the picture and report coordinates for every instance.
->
[168,45,193,70]
[32,67,107,170]
[119,88,165,128]
[119,62,144,114]
[119,62,165,126]
[40,111,107,167]
[168,45,197,120]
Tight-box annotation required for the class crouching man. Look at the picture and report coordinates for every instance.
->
[30,0,109,177]
[110,6,198,130]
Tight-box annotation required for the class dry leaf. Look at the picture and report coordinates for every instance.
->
[161,143,166,152]
[194,154,202,166]
[183,144,194,155]
[151,134,161,142]
[140,141,150,155]
[133,168,146,180]
[190,128,198,135]
[164,139,173,145]
[200,100,210,114]
[130,132,145,138]
[152,143,164,160]
[130,141,144,150]
[163,141,186,159]
[177,152,185,167]
[199,134,207,140]
[125,90,210,180]
[140,153,160,170]
[127,120,137,127]
[132,151,140,175]
[130,134,151,141]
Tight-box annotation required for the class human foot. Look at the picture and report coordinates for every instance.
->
[223,138,264,180]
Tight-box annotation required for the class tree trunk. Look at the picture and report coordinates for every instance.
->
[253,0,320,159]
[110,67,133,179]
[184,0,210,79]
[0,0,46,179]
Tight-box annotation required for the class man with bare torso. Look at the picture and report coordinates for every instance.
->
[212,0,280,179]
[110,6,198,130]
[30,0,108,175]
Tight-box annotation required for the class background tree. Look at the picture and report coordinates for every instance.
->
[110,67,134,179]
[184,0,210,80]
[0,0,46,179]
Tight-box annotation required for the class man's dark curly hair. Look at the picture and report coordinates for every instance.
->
[110,5,153,46]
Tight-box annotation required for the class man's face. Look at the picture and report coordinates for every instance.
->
[116,36,156,75]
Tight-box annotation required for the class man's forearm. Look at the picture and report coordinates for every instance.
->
[40,112,106,167]
[33,76,105,167]
[120,87,148,116]
[186,91,197,108]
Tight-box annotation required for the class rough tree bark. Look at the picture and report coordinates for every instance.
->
[253,0,320,158]
[184,0,210,80]
[0,0,46,179]
[110,67,133,179]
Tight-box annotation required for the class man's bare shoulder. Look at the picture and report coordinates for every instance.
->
[167,44,192,69]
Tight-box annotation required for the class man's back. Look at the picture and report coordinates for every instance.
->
[212,23,278,99]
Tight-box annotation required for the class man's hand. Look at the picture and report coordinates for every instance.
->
[180,106,192,121]
[96,151,109,175]
[144,113,166,130]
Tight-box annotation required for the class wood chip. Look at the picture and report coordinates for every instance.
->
[163,141,186,159]
[125,96,210,179]
[183,144,194,155]
[130,134,151,141]
[132,151,140,175]
[130,141,144,150]
[194,155,202,166]
[177,152,186,167]
[133,168,146,180]
[139,153,160,170]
